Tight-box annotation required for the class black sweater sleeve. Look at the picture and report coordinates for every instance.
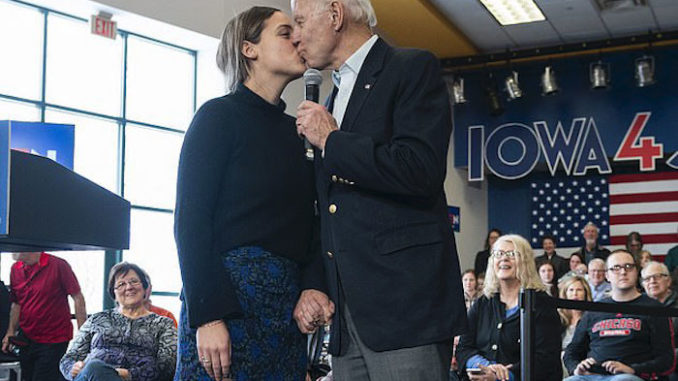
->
[0,282,9,337]
[563,313,591,374]
[631,316,675,377]
[174,100,242,328]
[456,297,482,371]
[510,294,562,380]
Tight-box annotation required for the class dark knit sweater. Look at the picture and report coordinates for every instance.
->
[174,83,318,327]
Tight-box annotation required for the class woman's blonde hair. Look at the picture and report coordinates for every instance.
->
[483,234,545,298]
[217,7,279,93]
[557,275,592,326]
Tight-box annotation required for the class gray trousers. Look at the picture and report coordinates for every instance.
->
[332,306,452,381]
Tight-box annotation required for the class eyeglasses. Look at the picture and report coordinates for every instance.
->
[491,249,518,259]
[642,273,669,283]
[607,263,636,274]
[114,278,141,290]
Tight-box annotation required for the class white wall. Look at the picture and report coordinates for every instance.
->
[445,123,488,272]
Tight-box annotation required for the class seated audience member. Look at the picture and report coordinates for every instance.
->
[462,270,480,310]
[3,252,86,381]
[141,271,177,328]
[642,261,678,381]
[664,228,678,273]
[474,229,502,277]
[457,234,562,381]
[535,235,570,279]
[538,262,558,297]
[626,231,644,262]
[561,252,587,281]
[639,251,652,269]
[588,259,612,302]
[60,262,177,381]
[559,276,593,351]
[563,250,675,380]
[573,222,611,265]
[477,273,485,291]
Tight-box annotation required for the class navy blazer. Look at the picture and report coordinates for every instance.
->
[310,38,467,355]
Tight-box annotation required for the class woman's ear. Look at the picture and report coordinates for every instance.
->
[242,40,257,60]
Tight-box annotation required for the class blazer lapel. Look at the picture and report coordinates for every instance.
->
[340,38,390,132]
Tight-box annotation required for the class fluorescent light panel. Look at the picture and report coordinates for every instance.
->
[479,0,546,26]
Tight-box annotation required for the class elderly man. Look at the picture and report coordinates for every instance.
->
[563,250,675,380]
[588,259,611,302]
[642,261,678,381]
[573,222,611,265]
[290,0,467,379]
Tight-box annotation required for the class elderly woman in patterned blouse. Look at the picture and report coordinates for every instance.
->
[59,262,177,381]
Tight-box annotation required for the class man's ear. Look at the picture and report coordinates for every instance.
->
[329,0,345,32]
[242,40,257,60]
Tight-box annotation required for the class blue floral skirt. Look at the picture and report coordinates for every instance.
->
[175,247,306,381]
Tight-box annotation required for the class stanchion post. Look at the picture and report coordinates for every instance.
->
[520,288,535,381]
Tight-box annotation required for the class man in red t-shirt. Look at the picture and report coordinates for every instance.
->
[1,252,87,381]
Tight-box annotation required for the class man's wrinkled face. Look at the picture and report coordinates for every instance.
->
[292,0,338,70]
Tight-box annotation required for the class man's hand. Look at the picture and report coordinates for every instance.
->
[574,357,596,375]
[296,101,338,151]
[1,335,10,353]
[115,368,130,380]
[71,361,85,377]
[293,289,334,333]
[602,360,634,374]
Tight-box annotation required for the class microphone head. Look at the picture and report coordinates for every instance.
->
[303,69,323,86]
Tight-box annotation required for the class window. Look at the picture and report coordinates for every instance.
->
[0,0,208,318]
[126,36,194,131]
[0,1,43,100]
[45,13,124,116]
[124,124,183,210]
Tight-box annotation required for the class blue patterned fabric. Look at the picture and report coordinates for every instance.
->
[175,246,306,381]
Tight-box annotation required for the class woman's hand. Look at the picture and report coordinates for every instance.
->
[70,361,85,377]
[467,364,512,381]
[115,368,130,380]
[197,320,231,381]
[574,357,596,375]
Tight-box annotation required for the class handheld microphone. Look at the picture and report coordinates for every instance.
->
[303,69,323,161]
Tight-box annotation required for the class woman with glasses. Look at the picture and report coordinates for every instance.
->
[456,234,561,381]
[59,262,177,381]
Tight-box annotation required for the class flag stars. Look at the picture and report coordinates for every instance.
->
[531,183,537,188]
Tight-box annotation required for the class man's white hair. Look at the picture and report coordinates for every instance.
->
[641,261,670,279]
[589,258,605,268]
[292,0,377,28]
[582,221,599,234]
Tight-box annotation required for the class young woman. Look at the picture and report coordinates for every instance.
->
[174,7,327,381]
[558,276,592,351]
[538,262,558,297]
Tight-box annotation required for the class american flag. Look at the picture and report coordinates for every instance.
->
[530,172,678,257]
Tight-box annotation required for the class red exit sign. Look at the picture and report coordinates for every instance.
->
[90,14,117,40]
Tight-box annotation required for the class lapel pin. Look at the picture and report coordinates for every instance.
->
[364,84,372,90]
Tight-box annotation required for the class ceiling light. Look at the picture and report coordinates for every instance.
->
[486,74,504,116]
[541,65,559,96]
[635,55,655,87]
[479,0,546,26]
[446,76,467,105]
[504,71,523,100]
[590,60,611,89]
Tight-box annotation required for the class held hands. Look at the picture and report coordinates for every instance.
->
[296,101,338,151]
[115,368,130,380]
[293,290,335,334]
[70,361,85,377]
[574,357,596,375]
[467,364,513,381]
[601,360,634,374]
[196,320,231,381]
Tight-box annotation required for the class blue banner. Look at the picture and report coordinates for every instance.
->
[0,122,8,235]
[10,121,74,169]
[447,205,460,232]
[453,47,678,181]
